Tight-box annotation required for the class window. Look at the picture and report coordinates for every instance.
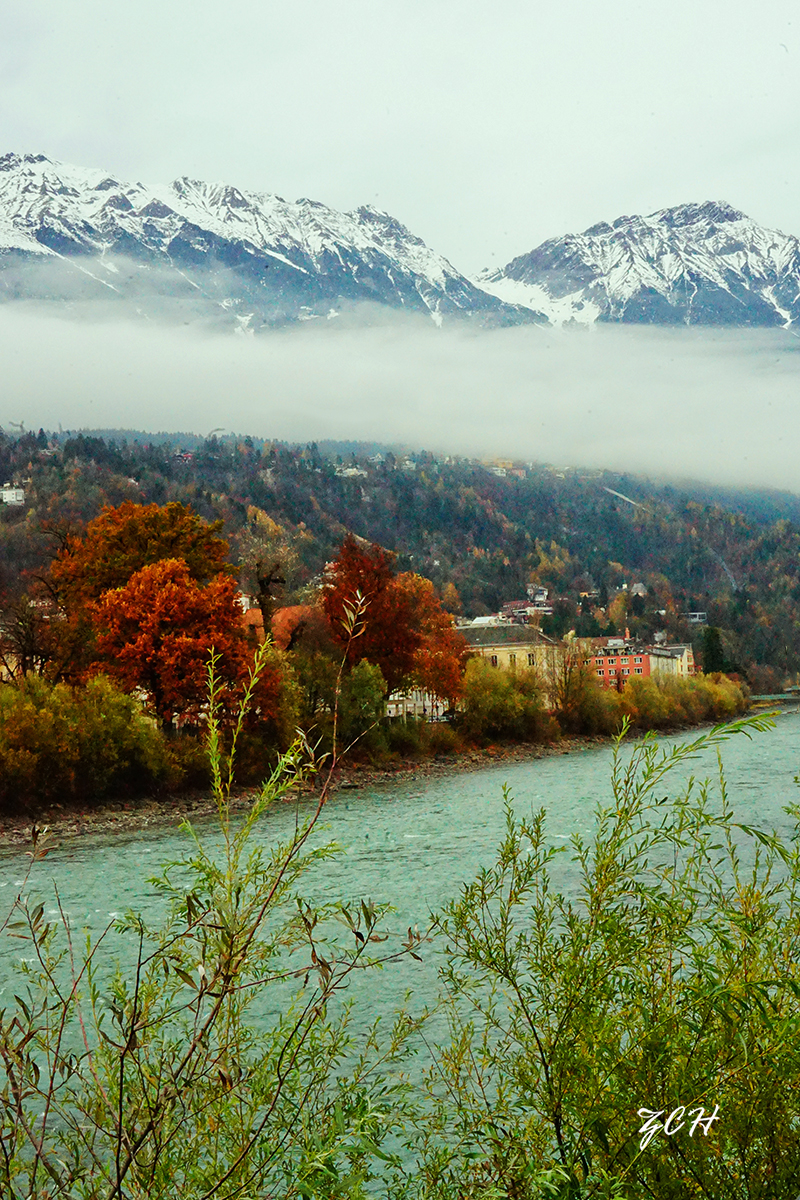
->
[596,669,604,676]
[635,667,643,674]
[490,655,498,667]
[509,653,516,665]
[527,653,535,666]
[623,667,629,674]
[621,657,629,663]
[635,656,642,664]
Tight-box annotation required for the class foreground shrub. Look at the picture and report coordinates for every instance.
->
[413,715,800,1198]
[0,674,171,811]
[1,666,794,1197]
[0,645,417,1199]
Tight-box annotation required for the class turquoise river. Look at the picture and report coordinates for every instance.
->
[2,708,799,1028]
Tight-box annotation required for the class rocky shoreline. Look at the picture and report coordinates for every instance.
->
[2,698,780,854]
[0,735,610,852]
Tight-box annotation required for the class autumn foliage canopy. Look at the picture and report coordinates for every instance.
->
[92,559,248,726]
[393,572,469,704]
[321,535,467,701]
[46,501,289,731]
[35,504,467,741]
[50,500,231,610]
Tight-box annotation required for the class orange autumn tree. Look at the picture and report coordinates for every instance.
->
[394,572,469,706]
[39,500,294,740]
[272,605,333,655]
[50,500,232,611]
[44,500,235,685]
[91,559,249,727]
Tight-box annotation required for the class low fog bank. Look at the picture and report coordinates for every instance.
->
[1,309,798,492]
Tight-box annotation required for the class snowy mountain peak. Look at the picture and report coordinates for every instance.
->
[0,152,49,172]
[0,152,542,331]
[477,201,800,328]
[653,200,746,228]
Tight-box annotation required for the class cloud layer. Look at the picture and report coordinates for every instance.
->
[3,308,798,492]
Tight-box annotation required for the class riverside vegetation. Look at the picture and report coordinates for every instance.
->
[1,637,798,1198]
[0,650,748,817]
[0,496,747,816]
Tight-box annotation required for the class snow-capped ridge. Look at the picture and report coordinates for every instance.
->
[0,151,543,330]
[5,153,787,333]
[478,200,800,328]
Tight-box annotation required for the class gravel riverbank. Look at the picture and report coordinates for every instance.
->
[0,735,610,851]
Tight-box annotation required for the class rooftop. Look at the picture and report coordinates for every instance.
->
[461,625,557,649]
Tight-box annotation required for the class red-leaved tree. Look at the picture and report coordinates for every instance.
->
[321,537,420,694]
[322,537,467,700]
[91,559,249,727]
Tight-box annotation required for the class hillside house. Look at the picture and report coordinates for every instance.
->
[501,600,539,623]
[525,585,554,615]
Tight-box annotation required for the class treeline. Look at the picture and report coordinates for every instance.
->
[0,502,471,811]
[458,658,747,744]
[0,657,747,812]
[2,427,800,685]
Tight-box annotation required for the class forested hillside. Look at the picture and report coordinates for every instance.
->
[2,426,800,684]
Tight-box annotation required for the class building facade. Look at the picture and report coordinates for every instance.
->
[590,638,695,689]
[459,624,560,675]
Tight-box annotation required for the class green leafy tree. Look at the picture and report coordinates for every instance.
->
[338,660,387,748]
[0,674,170,811]
[459,657,550,742]
[703,625,726,673]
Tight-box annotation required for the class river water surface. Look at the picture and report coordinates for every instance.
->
[2,709,799,1024]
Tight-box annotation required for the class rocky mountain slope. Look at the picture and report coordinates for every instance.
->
[477,201,800,327]
[4,156,800,333]
[0,152,541,330]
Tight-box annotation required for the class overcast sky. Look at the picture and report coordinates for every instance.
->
[2,0,800,491]
[3,0,800,272]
